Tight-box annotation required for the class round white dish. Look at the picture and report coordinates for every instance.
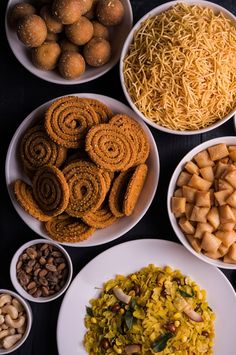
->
[10,239,73,303]
[57,238,236,355]
[167,136,236,269]
[5,0,133,85]
[5,93,159,247]
[0,289,32,354]
[120,0,236,135]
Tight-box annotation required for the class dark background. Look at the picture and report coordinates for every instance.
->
[0,0,236,354]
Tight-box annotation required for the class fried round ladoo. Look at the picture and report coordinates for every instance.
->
[83,37,111,67]
[32,41,61,70]
[40,5,63,33]
[82,204,117,228]
[63,160,107,217]
[65,16,94,45]
[80,98,113,123]
[46,32,59,41]
[110,114,150,164]
[14,179,51,222]
[60,38,79,52]
[20,125,67,173]
[32,165,69,216]
[58,51,86,79]
[9,2,36,26]
[96,0,124,26]
[92,20,109,40]
[77,0,93,15]
[108,169,133,217]
[45,213,95,242]
[52,0,82,24]
[123,163,148,216]
[17,14,47,47]
[45,96,99,148]
[85,123,137,171]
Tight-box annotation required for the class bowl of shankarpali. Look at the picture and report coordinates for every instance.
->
[120,1,236,134]
[168,137,236,269]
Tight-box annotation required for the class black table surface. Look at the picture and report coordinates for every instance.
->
[1,0,236,354]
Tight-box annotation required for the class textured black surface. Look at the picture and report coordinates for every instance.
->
[0,0,236,354]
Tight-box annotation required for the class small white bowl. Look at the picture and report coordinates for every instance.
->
[120,0,236,135]
[10,239,73,303]
[167,136,236,269]
[5,0,133,85]
[0,289,32,354]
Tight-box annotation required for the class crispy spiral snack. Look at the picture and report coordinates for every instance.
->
[45,213,96,243]
[20,125,67,173]
[85,123,137,171]
[80,98,113,123]
[14,179,51,221]
[32,165,69,216]
[63,160,107,217]
[45,96,99,148]
[82,204,117,228]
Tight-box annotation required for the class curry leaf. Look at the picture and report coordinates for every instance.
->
[152,332,173,352]
[179,285,195,298]
[124,310,134,330]
[86,306,93,316]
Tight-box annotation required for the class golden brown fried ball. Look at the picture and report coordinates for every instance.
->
[84,0,98,19]
[60,38,79,52]
[17,14,47,47]
[78,0,93,15]
[65,16,93,45]
[96,0,124,26]
[40,5,63,33]
[92,20,109,40]
[58,51,85,78]
[83,37,111,67]
[9,2,36,26]
[46,31,59,41]
[52,0,82,24]
[32,41,61,70]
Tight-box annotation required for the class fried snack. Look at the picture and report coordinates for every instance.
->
[58,52,86,79]
[92,20,109,40]
[32,165,69,216]
[63,160,107,217]
[40,5,63,34]
[9,2,36,26]
[85,123,137,171]
[65,16,94,46]
[123,164,148,216]
[82,204,117,228]
[45,96,99,148]
[17,14,47,47]
[14,179,51,222]
[45,213,95,242]
[32,41,61,70]
[52,0,82,25]
[110,114,150,164]
[20,125,67,173]
[109,169,133,217]
[59,38,79,52]
[96,0,124,26]
[80,98,113,123]
[83,37,111,67]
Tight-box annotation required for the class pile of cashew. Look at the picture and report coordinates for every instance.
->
[0,293,27,350]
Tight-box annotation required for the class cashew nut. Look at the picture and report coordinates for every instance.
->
[0,294,12,308]
[17,325,26,334]
[12,299,24,313]
[2,334,22,349]
[2,305,18,320]
[9,328,16,335]
[0,315,4,325]
[0,330,10,340]
[5,315,26,329]
[2,324,8,330]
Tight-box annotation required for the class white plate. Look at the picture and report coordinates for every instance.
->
[167,136,236,269]
[57,239,236,355]
[5,94,159,247]
[5,0,133,85]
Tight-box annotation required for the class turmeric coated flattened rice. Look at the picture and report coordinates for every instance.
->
[84,264,215,354]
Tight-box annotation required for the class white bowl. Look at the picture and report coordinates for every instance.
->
[5,93,160,247]
[5,0,133,85]
[0,289,32,354]
[167,136,236,269]
[10,239,73,303]
[120,0,236,135]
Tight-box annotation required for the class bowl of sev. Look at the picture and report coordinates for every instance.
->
[120,1,236,134]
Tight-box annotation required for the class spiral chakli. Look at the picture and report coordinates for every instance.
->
[82,204,117,229]
[20,125,67,173]
[45,213,96,243]
[85,123,137,172]
[80,98,113,123]
[14,179,51,222]
[63,160,107,217]
[32,165,69,217]
[45,96,99,148]
[110,114,150,165]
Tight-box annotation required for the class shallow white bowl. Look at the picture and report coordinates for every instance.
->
[5,93,160,247]
[120,0,236,135]
[10,239,73,303]
[0,289,32,354]
[167,136,236,269]
[5,0,133,84]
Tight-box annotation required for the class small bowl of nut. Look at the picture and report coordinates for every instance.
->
[10,239,73,303]
[0,289,32,354]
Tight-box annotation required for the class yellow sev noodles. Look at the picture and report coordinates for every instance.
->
[123,3,236,131]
